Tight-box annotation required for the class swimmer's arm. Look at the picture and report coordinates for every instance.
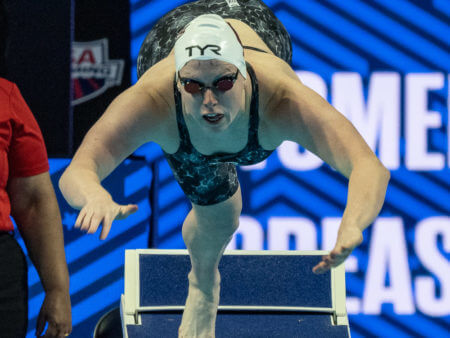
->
[59,83,165,210]
[272,77,390,272]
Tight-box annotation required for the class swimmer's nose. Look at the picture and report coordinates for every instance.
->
[202,88,218,107]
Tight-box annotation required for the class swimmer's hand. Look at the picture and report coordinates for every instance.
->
[313,224,363,274]
[74,197,138,240]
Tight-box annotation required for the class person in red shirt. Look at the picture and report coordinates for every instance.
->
[0,2,71,337]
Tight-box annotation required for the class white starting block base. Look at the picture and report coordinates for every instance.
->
[121,250,350,337]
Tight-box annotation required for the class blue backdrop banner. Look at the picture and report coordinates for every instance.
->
[21,0,449,337]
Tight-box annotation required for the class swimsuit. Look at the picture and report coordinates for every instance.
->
[163,63,274,205]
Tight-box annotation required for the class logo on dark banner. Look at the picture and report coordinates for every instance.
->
[71,39,124,105]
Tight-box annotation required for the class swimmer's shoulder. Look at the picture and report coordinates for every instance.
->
[134,55,180,153]
[246,51,300,112]
[138,55,176,102]
[246,52,305,148]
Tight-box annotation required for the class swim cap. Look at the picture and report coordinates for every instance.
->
[175,14,247,79]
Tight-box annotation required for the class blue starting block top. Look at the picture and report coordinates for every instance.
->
[126,312,349,338]
[139,253,332,308]
[121,250,350,338]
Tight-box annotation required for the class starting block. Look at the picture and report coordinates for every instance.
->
[121,250,350,337]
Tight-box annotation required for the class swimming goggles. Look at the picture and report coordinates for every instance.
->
[179,70,239,94]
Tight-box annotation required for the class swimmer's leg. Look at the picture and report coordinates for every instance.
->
[178,186,242,338]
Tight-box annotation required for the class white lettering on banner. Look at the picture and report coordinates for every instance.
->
[227,215,450,316]
[321,217,340,250]
[332,72,401,169]
[268,217,317,250]
[405,73,445,170]
[362,218,415,314]
[367,73,401,168]
[415,216,450,316]
[240,71,448,172]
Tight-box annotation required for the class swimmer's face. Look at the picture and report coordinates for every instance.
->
[177,60,245,131]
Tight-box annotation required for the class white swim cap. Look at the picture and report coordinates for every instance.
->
[175,14,247,79]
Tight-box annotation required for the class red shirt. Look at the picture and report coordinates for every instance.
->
[0,78,49,231]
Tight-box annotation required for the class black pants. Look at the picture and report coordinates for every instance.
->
[0,232,28,338]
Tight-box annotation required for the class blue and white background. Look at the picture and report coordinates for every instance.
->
[20,0,450,337]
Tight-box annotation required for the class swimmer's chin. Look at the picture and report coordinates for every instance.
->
[201,116,231,131]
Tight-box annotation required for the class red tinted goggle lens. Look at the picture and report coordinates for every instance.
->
[216,78,234,91]
[182,73,237,94]
[184,81,203,94]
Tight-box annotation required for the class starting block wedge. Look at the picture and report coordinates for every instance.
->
[121,249,350,337]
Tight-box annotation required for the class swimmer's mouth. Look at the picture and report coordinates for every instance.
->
[203,113,224,123]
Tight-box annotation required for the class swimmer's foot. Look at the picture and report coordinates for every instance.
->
[178,271,220,338]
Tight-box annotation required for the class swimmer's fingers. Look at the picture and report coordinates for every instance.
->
[76,208,94,232]
[73,201,137,239]
[313,225,363,274]
[74,208,86,229]
[115,204,139,220]
[312,260,330,275]
[98,204,137,239]
[86,212,104,235]
[75,204,100,233]
[312,246,352,274]
[99,214,114,240]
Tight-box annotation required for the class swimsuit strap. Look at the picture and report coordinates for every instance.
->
[173,76,192,152]
[172,62,261,155]
[243,46,269,53]
[246,63,261,150]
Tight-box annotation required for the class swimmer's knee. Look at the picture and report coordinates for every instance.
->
[193,186,242,230]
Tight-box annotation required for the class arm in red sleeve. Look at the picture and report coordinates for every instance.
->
[8,83,49,178]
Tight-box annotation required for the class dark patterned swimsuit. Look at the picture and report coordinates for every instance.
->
[137,0,292,205]
[164,63,273,205]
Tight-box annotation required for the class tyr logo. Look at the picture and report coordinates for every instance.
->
[186,45,222,57]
